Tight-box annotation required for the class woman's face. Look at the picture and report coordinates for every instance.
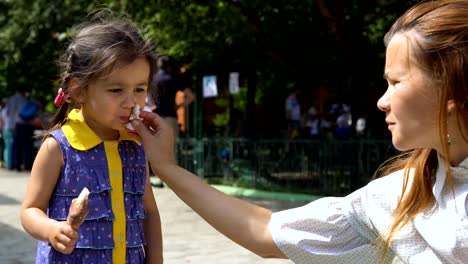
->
[377,33,441,151]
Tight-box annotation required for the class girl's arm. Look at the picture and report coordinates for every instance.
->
[142,163,163,264]
[132,112,286,259]
[21,137,79,253]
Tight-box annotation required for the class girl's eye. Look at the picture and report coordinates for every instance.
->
[135,87,146,93]
[109,88,122,93]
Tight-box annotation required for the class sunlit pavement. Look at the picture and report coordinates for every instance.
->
[0,168,302,264]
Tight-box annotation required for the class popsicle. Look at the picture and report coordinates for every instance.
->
[67,187,90,230]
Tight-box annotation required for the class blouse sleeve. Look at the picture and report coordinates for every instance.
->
[268,178,400,264]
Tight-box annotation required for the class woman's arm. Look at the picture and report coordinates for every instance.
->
[159,163,285,258]
[143,163,163,264]
[132,112,286,259]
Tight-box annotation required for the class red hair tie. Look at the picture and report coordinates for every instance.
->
[54,88,66,107]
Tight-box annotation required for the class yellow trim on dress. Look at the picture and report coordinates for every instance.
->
[105,141,126,263]
[61,109,140,151]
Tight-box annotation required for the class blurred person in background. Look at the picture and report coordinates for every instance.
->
[2,89,27,170]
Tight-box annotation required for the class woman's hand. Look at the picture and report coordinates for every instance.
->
[130,111,177,176]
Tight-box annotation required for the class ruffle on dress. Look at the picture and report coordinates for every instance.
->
[71,219,144,248]
[55,164,112,195]
[36,240,145,264]
[49,191,114,220]
[122,165,146,194]
[124,192,145,220]
[126,219,145,247]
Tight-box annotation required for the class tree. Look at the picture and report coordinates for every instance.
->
[129,0,419,138]
[0,0,419,137]
[0,0,98,103]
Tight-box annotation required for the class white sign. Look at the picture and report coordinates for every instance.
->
[229,72,239,94]
[203,75,218,98]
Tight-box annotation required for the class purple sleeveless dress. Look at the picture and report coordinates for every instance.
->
[35,128,147,263]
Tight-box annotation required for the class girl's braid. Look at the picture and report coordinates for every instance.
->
[61,44,76,92]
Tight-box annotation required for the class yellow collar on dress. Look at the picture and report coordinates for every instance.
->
[61,109,140,151]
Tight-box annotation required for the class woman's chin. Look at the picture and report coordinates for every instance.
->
[392,140,410,151]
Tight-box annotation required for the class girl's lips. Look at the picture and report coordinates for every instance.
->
[120,116,130,123]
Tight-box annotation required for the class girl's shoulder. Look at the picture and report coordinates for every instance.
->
[47,128,70,147]
[34,136,64,171]
[48,127,64,138]
[39,135,62,154]
[38,130,69,157]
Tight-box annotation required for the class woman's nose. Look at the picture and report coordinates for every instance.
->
[377,88,391,112]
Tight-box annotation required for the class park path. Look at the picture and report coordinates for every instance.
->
[0,169,309,263]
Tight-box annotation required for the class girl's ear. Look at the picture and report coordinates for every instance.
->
[68,78,85,104]
[447,99,456,115]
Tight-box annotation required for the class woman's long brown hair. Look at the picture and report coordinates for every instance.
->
[376,0,468,259]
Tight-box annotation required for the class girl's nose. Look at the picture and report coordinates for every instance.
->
[123,94,137,108]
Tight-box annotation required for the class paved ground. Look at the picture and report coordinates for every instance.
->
[0,169,309,263]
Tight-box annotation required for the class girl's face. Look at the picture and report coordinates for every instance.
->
[377,33,440,151]
[80,57,150,140]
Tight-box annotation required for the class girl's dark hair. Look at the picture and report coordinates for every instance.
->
[48,10,157,132]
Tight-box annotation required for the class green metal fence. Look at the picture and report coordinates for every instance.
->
[176,138,396,196]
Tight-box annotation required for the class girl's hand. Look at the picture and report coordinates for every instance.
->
[47,220,79,254]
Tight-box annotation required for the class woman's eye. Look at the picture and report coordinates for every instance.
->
[109,88,122,93]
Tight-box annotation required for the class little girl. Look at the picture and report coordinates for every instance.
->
[20,12,163,264]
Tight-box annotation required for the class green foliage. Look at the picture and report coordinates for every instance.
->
[0,0,98,101]
[0,0,419,136]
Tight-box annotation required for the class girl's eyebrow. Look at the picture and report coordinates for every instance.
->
[106,81,148,87]
[136,82,149,86]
